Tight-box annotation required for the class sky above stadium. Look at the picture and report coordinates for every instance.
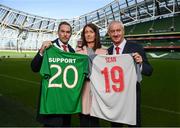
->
[1,0,114,19]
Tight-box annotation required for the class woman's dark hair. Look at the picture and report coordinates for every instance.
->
[81,23,101,51]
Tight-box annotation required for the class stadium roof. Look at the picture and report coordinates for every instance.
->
[0,0,180,51]
[0,0,180,35]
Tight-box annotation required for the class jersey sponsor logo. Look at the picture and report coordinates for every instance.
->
[49,57,76,63]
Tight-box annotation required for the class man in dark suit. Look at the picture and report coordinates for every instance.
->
[107,21,153,127]
[31,21,75,127]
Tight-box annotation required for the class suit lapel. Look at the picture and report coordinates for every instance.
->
[122,42,131,54]
[122,43,128,54]
[108,46,114,55]
[68,44,75,53]
[52,38,60,47]
[52,38,75,53]
[108,41,130,55]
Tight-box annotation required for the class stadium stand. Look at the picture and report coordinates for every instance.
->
[125,15,180,35]
[0,0,180,59]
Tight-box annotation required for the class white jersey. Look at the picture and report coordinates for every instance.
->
[89,54,137,125]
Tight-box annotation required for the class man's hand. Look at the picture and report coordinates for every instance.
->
[39,41,52,55]
[132,52,143,64]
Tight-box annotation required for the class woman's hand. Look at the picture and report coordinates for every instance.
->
[95,48,107,55]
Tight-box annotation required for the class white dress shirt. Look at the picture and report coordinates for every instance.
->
[113,39,126,55]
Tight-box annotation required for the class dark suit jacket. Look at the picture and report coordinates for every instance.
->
[107,41,153,77]
[31,38,75,72]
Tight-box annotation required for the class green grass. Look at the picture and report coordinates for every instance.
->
[141,59,180,126]
[0,51,36,58]
[0,58,180,126]
[0,58,41,126]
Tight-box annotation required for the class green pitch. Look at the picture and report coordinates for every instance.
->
[0,58,179,126]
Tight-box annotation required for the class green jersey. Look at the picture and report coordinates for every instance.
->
[40,46,88,114]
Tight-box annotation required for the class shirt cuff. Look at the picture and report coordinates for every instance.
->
[39,52,43,56]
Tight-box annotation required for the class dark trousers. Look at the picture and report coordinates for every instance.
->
[111,84,141,127]
[80,114,99,127]
[38,114,71,127]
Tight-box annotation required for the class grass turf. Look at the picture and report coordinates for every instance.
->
[0,58,179,126]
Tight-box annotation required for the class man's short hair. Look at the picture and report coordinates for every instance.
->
[108,20,124,32]
[58,21,72,33]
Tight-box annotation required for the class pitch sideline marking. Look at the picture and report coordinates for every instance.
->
[0,74,39,85]
[142,105,180,115]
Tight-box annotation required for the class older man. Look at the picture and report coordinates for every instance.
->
[107,20,153,127]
